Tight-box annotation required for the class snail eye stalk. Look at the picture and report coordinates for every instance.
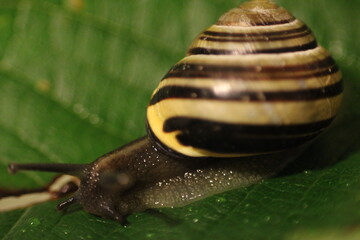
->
[57,197,77,211]
[7,163,88,177]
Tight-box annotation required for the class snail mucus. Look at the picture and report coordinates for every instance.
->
[7,0,343,223]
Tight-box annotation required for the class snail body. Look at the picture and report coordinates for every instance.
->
[8,0,343,223]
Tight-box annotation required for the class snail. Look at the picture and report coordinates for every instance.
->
[8,0,343,223]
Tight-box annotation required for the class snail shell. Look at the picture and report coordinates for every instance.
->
[147,0,343,158]
[8,0,343,223]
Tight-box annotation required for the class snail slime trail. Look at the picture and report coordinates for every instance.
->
[8,0,343,223]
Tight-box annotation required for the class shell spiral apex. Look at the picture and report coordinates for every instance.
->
[217,0,294,27]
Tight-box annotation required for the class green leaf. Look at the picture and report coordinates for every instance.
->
[0,0,359,239]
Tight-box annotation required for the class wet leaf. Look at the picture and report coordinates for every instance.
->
[0,0,359,239]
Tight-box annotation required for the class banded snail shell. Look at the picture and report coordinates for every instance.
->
[147,0,343,158]
[7,0,344,223]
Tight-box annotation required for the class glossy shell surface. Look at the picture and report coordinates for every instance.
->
[147,0,343,157]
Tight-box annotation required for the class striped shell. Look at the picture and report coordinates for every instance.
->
[146,0,343,158]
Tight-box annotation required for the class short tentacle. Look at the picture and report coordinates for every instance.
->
[57,197,77,211]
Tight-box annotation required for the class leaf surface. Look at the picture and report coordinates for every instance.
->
[0,0,359,239]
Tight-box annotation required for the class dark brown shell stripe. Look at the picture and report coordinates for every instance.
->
[146,116,334,156]
[217,17,296,26]
[162,56,338,80]
[203,24,309,38]
[188,40,318,55]
[200,27,312,42]
[146,0,343,157]
[149,80,343,106]
[161,117,333,154]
